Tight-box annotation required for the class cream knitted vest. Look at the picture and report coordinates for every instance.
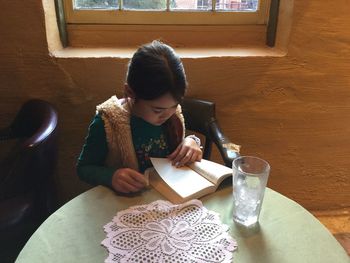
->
[96,96,185,171]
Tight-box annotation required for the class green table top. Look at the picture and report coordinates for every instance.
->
[16,186,349,263]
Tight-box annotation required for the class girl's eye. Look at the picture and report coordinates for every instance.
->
[153,109,163,114]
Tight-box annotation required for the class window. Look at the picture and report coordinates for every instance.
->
[57,0,278,48]
[197,0,210,10]
[63,0,270,25]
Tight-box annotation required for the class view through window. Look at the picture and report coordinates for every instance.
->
[74,0,259,12]
[60,0,272,47]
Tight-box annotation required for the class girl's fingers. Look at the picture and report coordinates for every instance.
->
[127,169,148,185]
[177,150,194,167]
[168,138,203,166]
[113,168,147,193]
[190,152,198,163]
[116,180,139,193]
[123,175,145,189]
[168,144,181,160]
[171,146,188,166]
[196,150,203,161]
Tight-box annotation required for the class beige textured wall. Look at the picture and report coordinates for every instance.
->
[0,1,349,211]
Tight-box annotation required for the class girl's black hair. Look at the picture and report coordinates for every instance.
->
[126,40,187,102]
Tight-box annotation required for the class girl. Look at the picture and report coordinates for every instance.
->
[77,41,202,194]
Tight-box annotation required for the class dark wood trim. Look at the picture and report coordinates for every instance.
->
[266,0,280,47]
[54,0,68,47]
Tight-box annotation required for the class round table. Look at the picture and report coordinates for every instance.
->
[16,186,349,263]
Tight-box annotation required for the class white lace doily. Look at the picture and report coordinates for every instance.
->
[102,199,237,263]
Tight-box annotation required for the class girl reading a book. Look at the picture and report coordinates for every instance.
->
[77,40,202,194]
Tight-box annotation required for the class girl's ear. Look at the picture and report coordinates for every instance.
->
[124,84,135,99]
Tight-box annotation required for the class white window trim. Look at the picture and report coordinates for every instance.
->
[63,0,271,25]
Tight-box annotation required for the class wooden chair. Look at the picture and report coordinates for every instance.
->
[181,98,240,167]
[0,99,58,262]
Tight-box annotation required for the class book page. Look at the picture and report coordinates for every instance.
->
[187,159,232,185]
[150,158,214,199]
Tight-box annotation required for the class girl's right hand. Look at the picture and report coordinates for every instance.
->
[112,168,147,193]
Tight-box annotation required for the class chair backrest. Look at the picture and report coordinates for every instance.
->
[181,98,240,167]
[0,99,58,215]
[181,98,216,159]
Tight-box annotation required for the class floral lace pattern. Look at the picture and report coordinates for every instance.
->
[102,199,237,263]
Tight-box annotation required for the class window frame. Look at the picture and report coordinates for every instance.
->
[63,0,271,25]
[55,0,282,49]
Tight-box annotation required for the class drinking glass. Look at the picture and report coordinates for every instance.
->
[232,156,270,227]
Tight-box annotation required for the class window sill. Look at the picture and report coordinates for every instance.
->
[51,46,287,59]
[45,0,292,59]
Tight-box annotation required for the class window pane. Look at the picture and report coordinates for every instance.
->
[123,0,167,10]
[216,0,259,11]
[171,0,212,10]
[74,0,118,9]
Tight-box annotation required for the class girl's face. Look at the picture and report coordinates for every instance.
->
[131,93,179,126]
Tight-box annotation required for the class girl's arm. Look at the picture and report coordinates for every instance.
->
[77,114,115,187]
[77,114,147,193]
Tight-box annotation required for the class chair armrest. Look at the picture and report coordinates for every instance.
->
[23,105,58,149]
[208,120,240,168]
[7,99,58,149]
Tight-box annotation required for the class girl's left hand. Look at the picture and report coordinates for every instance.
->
[168,137,202,167]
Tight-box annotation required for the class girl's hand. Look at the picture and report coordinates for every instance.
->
[112,168,147,193]
[168,137,202,167]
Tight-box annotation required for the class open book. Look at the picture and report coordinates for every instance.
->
[145,157,232,204]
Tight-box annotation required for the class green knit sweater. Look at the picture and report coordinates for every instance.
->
[77,114,171,188]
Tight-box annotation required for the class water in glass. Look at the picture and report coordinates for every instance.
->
[232,156,270,227]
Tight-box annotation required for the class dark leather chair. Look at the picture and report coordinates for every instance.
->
[181,98,240,167]
[0,99,58,262]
